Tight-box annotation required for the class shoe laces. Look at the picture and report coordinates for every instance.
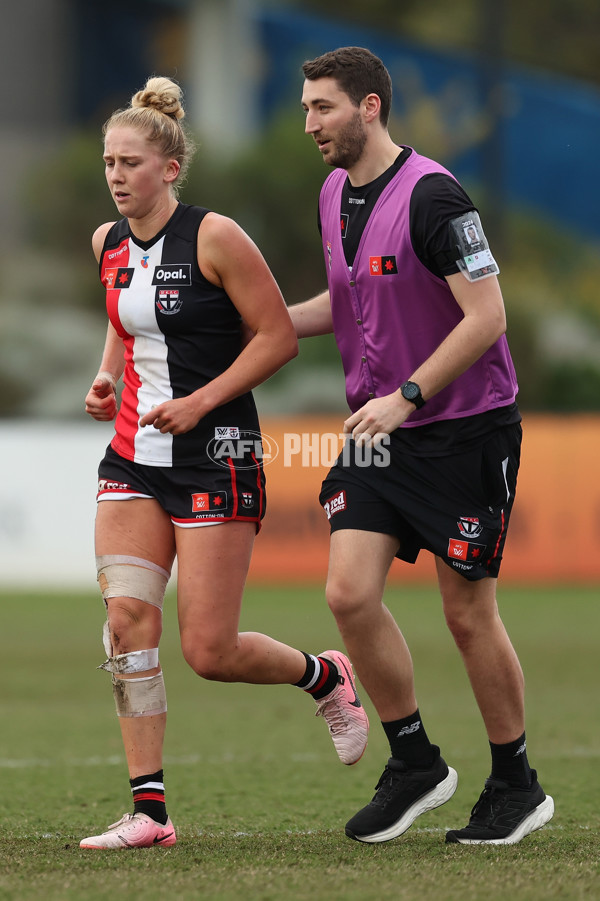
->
[314,679,349,734]
[107,813,135,830]
[470,779,508,823]
[371,760,408,803]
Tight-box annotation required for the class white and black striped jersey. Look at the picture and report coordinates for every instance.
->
[99,203,260,466]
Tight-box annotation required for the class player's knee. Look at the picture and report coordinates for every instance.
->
[104,600,160,654]
[180,634,233,681]
[443,605,479,652]
[325,577,366,622]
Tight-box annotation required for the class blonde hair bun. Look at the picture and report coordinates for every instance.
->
[131,76,185,121]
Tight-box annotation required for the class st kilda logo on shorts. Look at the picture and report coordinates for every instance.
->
[448,517,486,563]
[457,516,483,539]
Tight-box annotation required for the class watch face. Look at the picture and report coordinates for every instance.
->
[403,382,419,400]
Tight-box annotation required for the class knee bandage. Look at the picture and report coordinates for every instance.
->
[96,555,170,610]
[111,671,167,718]
[95,556,170,716]
[98,644,166,717]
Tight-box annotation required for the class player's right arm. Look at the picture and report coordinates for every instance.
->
[86,222,122,421]
[287,290,333,338]
[85,322,124,421]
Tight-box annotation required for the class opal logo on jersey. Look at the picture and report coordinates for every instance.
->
[152,263,192,286]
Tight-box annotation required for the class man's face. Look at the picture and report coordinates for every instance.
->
[302,77,367,170]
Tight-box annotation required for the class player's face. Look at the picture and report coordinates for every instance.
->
[103,126,178,220]
[302,77,367,170]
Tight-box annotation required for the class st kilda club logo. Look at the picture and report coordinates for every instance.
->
[457,516,483,539]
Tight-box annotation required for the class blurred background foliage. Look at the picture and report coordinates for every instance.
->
[2,0,599,417]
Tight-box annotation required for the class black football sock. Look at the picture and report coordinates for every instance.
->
[489,732,532,788]
[294,652,339,700]
[383,709,436,768]
[130,769,168,825]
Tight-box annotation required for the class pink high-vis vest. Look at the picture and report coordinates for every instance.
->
[319,150,518,424]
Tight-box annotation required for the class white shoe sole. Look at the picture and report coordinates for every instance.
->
[450,794,554,845]
[351,766,459,843]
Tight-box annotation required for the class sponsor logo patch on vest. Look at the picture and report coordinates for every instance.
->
[369,255,398,276]
[152,263,192,286]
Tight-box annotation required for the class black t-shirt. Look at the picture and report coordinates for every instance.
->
[320,146,476,276]
[316,147,521,453]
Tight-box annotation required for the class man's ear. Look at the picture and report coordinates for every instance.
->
[363,92,382,124]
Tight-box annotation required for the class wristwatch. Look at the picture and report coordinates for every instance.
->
[400,381,426,409]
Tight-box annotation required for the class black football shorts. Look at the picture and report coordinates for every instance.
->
[97,444,266,529]
[319,423,522,581]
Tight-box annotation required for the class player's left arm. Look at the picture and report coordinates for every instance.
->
[345,273,507,445]
[140,213,298,434]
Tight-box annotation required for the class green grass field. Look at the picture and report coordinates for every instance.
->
[1,583,598,901]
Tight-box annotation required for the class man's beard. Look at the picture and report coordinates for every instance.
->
[325,111,367,169]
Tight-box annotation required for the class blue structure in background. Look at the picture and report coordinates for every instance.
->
[70,3,598,241]
[256,8,600,240]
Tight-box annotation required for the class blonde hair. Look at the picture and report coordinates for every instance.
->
[103,76,195,192]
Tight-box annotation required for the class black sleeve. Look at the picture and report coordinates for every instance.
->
[409,174,479,278]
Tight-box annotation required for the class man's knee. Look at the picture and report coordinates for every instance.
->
[325,574,370,622]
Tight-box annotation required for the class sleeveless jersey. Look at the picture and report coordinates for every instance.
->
[99,203,260,466]
[319,150,518,423]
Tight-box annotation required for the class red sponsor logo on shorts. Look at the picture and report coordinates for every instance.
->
[448,538,487,561]
[192,491,227,512]
[323,489,347,520]
[98,478,131,492]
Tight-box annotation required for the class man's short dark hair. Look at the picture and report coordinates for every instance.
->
[302,47,392,128]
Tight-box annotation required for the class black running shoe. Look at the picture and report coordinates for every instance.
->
[445,770,554,845]
[345,746,458,843]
